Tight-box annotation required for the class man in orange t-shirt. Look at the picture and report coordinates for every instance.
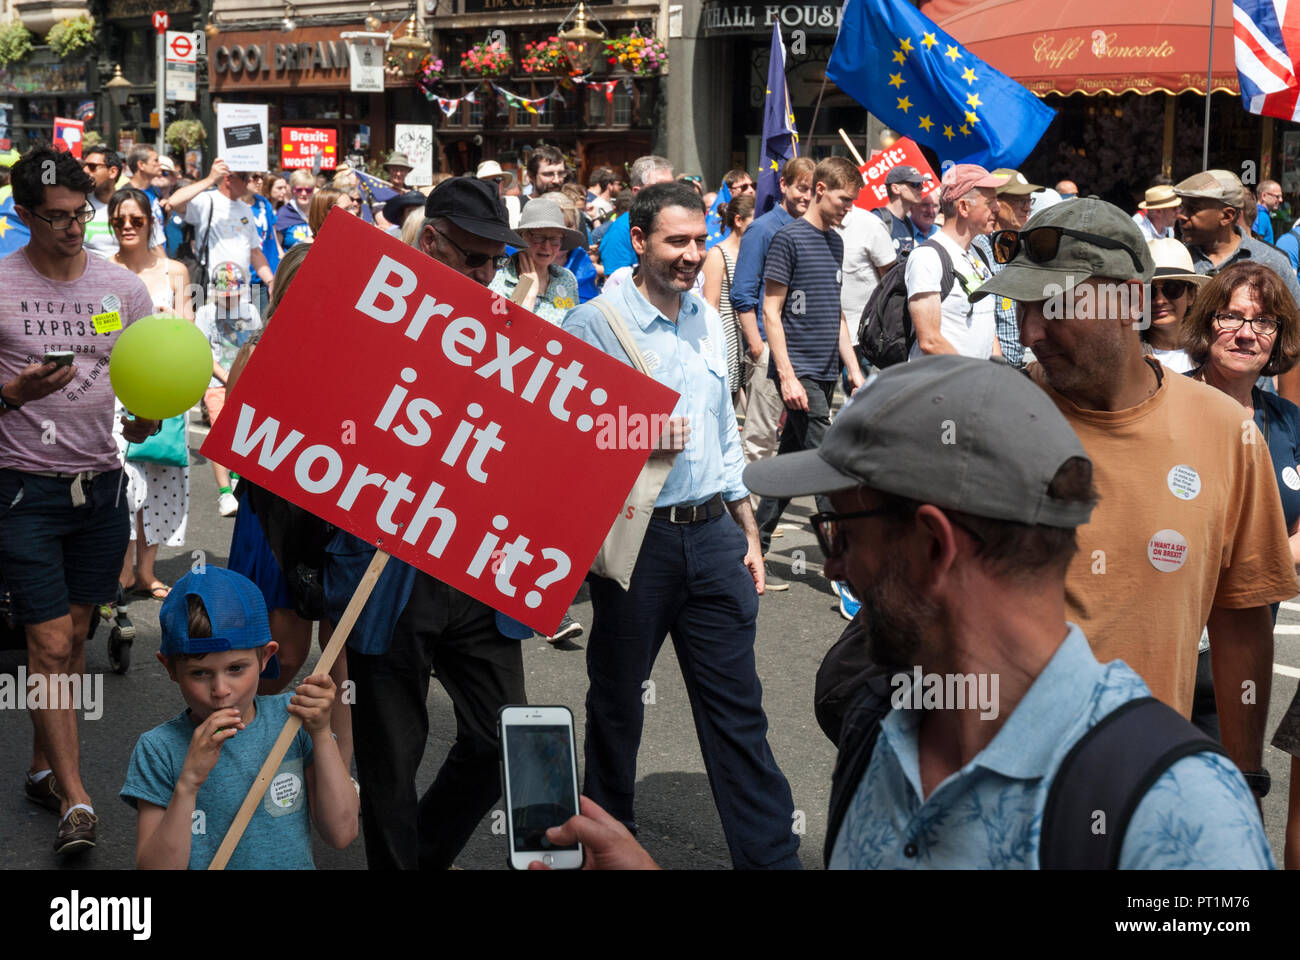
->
[974,198,1298,797]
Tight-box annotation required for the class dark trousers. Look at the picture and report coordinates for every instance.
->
[755,377,836,556]
[1191,648,1220,742]
[347,572,525,870]
[584,513,801,869]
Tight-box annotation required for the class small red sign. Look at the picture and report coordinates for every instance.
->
[168,33,192,58]
[152,10,169,33]
[854,137,939,211]
[200,210,679,634]
[280,127,338,170]
[52,117,84,159]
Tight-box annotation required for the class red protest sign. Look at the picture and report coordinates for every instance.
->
[280,127,338,170]
[201,209,679,634]
[52,117,84,159]
[854,137,938,211]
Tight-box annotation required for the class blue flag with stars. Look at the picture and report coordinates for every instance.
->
[705,181,732,250]
[0,185,31,260]
[755,23,798,217]
[826,0,1054,170]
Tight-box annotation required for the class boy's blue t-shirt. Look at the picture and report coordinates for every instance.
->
[120,693,316,870]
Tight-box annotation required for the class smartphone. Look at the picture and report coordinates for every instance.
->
[43,351,75,368]
[499,705,583,870]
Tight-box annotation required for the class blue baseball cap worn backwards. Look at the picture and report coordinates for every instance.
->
[159,566,280,679]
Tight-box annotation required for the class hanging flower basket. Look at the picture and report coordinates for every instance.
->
[0,20,34,67]
[461,39,512,78]
[604,29,666,77]
[521,36,580,77]
[413,53,444,97]
[47,14,95,59]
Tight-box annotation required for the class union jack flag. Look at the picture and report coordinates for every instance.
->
[1234,0,1300,119]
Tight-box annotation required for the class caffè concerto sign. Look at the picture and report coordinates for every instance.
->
[701,0,843,36]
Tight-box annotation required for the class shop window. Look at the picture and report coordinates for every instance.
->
[469,98,483,126]
[612,84,631,125]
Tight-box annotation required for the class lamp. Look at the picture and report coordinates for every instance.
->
[365,2,383,33]
[280,2,297,33]
[559,1,606,74]
[205,12,219,38]
[105,64,132,109]
[389,11,431,76]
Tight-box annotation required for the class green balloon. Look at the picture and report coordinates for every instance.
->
[109,315,213,420]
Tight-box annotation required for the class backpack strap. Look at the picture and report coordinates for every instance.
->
[1039,697,1229,869]
[822,669,895,867]
[921,238,957,301]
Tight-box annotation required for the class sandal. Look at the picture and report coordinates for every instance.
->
[133,581,171,600]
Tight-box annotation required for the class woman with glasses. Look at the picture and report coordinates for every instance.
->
[106,187,193,601]
[1183,261,1300,863]
[487,198,582,324]
[275,169,316,250]
[1140,238,1207,373]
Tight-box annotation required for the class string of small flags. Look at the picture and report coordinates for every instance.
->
[433,76,635,116]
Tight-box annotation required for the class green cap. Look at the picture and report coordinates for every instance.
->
[972,197,1154,303]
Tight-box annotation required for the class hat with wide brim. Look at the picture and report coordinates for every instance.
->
[383,190,429,225]
[1138,184,1180,210]
[1147,236,1208,285]
[424,175,525,246]
[476,160,517,191]
[383,151,414,171]
[514,198,585,251]
[990,168,1045,196]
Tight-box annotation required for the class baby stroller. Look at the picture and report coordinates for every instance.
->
[1,575,133,675]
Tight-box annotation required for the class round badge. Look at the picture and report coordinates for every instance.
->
[1147,529,1189,572]
[1166,465,1201,501]
[268,771,302,809]
[1285,466,1300,491]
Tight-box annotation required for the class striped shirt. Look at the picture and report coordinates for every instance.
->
[763,218,845,382]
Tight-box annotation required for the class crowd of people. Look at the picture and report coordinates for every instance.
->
[4,135,1300,872]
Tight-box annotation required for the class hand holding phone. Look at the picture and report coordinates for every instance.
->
[499,705,584,870]
[43,350,75,368]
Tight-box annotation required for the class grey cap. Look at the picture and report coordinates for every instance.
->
[885,165,930,185]
[743,356,1094,529]
[971,197,1154,303]
[1173,169,1247,208]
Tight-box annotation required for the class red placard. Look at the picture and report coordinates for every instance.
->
[152,10,168,33]
[854,137,938,211]
[52,118,84,159]
[201,209,679,634]
[280,127,338,170]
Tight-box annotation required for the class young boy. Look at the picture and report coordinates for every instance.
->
[195,262,262,517]
[120,566,357,869]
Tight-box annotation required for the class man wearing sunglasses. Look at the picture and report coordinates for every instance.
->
[531,357,1274,869]
[971,169,1043,367]
[1175,169,1300,308]
[972,197,1299,792]
[875,165,930,256]
[81,146,124,259]
[0,147,158,855]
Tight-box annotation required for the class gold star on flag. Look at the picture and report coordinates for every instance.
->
[896,96,912,113]
[892,48,907,64]
[888,72,904,88]
[898,37,914,53]
[962,67,978,84]
[943,125,955,141]
[0,216,9,239]
[960,123,971,135]
[922,32,937,49]
[918,115,933,132]
[945,45,961,61]
[966,93,982,108]
[965,110,979,124]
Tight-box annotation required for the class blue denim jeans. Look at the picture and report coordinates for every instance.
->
[584,512,801,869]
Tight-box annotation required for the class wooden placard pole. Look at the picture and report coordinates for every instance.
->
[839,128,866,167]
[209,549,390,870]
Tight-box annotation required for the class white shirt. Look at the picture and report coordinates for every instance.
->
[1133,210,1173,241]
[184,191,261,280]
[905,230,997,360]
[84,195,119,260]
[838,207,897,346]
[1150,346,1193,373]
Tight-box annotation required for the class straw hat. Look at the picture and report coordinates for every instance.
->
[1147,237,1207,284]
[1138,184,1181,211]
[476,160,517,191]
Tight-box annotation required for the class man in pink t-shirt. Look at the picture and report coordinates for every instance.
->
[0,146,157,856]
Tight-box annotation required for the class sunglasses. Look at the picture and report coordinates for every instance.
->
[110,214,148,230]
[82,162,106,172]
[293,186,315,195]
[433,225,501,269]
[1151,278,1192,300]
[990,227,1146,274]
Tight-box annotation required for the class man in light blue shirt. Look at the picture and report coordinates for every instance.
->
[531,357,1273,870]
[596,154,674,276]
[563,181,800,869]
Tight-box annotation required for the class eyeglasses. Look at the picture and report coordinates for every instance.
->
[292,186,315,196]
[26,205,95,230]
[432,225,502,269]
[809,506,895,558]
[1213,312,1280,336]
[82,162,105,173]
[528,234,564,248]
[110,214,148,230]
[990,226,1146,274]
[1151,279,1192,300]
[903,181,924,190]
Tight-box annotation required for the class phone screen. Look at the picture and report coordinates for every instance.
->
[505,724,579,853]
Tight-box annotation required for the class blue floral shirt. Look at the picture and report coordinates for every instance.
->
[830,625,1275,870]
[489,255,579,326]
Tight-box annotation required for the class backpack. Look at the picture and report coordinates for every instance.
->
[857,239,992,370]
[822,664,1229,869]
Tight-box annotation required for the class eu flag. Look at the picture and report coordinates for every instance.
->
[755,23,798,217]
[705,181,732,250]
[0,185,30,260]
[826,0,1055,170]
[352,168,398,226]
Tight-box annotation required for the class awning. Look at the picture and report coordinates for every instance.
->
[920,0,1238,97]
